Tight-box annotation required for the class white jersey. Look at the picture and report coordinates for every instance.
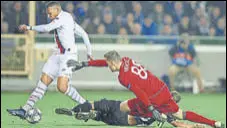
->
[32,11,77,54]
[74,22,92,56]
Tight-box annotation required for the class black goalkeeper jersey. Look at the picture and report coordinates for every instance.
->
[93,99,129,126]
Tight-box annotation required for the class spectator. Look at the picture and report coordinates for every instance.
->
[102,6,118,34]
[216,18,226,36]
[7,1,28,33]
[153,2,165,26]
[75,2,88,24]
[178,15,199,35]
[160,25,177,44]
[163,1,175,16]
[132,23,141,35]
[210,7,221,28]
[161,14,178,35]
[123,13,134,35]
[2,1,227,36]
[131,23,147,43]
[1,21,9,34]
[86,1,101,20]
[97,24,106,35]
[168,33,204,92]
[36,1,48,25]
[183,1,198,16]
[207,1,226,14]
[191,7,204,28]
[197,16,210,36]
[141,15,158,36]
[116,15,124,28]
[132,1,144,24]
[209,27,216,37]
[96,24,114,43]
[172,1,184,24]
[161,25,173,35]
[108,1,126,17]
[65,2,76,20]
[116,27,129,44]
[85,1,101,34]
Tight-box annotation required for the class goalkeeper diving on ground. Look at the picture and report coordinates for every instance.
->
[55,96,206,128]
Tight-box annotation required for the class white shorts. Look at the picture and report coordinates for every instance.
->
[42,53,78,80]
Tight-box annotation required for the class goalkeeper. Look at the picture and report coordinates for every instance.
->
[56,92,205,127]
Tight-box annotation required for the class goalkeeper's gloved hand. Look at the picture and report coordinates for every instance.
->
[67,60,88,72]
[72,101,92,113]
[148,106,165,122]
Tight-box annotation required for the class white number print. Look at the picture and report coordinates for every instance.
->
[131,60,148,79]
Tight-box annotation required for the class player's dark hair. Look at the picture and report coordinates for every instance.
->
[104,50,121,62]
[46,1,61,8]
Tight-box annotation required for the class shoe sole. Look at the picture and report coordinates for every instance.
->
[6,109,26,119]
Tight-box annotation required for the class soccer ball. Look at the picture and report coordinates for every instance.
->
[26,107,42,124]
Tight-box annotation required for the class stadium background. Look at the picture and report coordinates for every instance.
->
[1,1,226,128]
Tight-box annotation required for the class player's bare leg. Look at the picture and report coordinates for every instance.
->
[186,65,204,93]
[172,108,224,128]
[171,121,206,128]
[7,73,53,119]
[168,65,181,91]
[57,76,85,104]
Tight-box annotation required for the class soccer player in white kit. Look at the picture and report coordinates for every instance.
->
[7,1,92,121]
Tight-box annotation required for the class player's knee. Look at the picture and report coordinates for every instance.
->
[57,84,68,93]
[40,73,53,85]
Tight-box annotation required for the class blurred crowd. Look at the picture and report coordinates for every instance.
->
[1,1,226,37]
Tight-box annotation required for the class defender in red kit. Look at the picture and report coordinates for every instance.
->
[67,50,224,128]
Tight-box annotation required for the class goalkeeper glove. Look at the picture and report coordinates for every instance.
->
[67,60,88,72]
[148,106,165,122]
[72,101,92,113]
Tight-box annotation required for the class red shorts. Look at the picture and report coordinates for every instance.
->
[128,87,179,117]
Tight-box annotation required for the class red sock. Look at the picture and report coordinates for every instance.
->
[185,111,216,127]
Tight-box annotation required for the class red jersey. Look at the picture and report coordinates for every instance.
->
[88,57,170,107]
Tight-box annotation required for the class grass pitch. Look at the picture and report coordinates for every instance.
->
[1,90,226,128]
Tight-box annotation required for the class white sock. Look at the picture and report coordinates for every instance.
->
[23,80,48,111]
[65,85,86,104]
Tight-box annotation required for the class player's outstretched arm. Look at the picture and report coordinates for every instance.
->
[67,59,108,72]
[18,18,62,33]
[74,22,93,60]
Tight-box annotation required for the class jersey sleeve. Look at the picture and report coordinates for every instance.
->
[88,59,108,67]
[74,22,92,56]
[128,83,151,107]
[32,18,62,32]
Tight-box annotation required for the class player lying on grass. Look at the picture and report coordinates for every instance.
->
[55,98,205,128]
[66,50,224,128]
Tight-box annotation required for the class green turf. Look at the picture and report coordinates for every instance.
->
[1,91,226,128]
